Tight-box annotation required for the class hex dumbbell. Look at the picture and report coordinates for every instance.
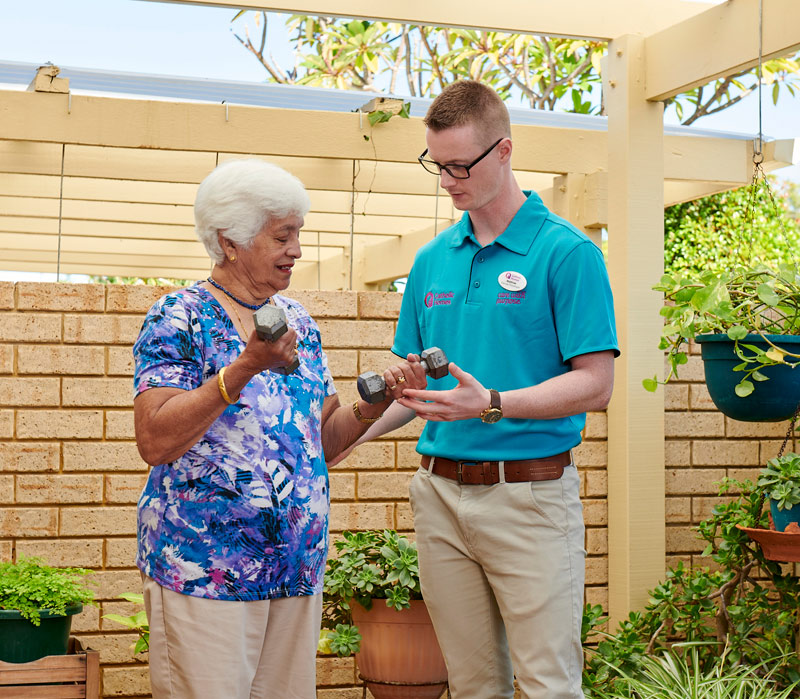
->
[252,305,299,375]
[357,347,449,405]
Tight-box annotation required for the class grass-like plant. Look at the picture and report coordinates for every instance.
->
[0,556,95,625]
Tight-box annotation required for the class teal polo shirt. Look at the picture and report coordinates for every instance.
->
[392,191,619,461]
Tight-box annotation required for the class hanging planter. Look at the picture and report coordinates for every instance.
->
[696,333,800,422]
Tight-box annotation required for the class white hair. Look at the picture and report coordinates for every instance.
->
[194,159,311,264]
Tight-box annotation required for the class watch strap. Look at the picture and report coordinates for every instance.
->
[488,388,501,410]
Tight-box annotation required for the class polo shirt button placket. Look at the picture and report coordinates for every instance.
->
[474,281,480,288]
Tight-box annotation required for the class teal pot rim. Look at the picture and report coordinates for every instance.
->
[0,603,83,620]
[696,332,800,346]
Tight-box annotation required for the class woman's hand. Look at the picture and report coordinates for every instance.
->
[382,354,428,401]
[238,327,299,376]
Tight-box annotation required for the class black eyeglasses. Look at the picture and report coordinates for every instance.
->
[417,138,504,179]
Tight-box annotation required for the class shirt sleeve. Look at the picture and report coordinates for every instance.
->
[133,295,205,396]
[551,241,620,362]
[391,267,424,358]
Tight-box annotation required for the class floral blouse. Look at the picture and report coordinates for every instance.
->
[133,284,335,601]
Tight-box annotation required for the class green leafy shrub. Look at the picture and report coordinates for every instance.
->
[0,556,95,625]
[103,592,149,656]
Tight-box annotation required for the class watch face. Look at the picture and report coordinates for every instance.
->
[481,409,503,424]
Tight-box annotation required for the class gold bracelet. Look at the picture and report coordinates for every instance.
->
[217,366,237,405]
[352,400,381,424]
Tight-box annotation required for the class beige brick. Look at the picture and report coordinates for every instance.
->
[335,442,394,470]
[584,586,608,611]
[0,541,10,561]
[16,538,103,567]
[329,503,394,532]
[316,689,363,699]
[670,355,706,382]
[0,411,13,438]
[316,656,357,686]
[60,506,137,536]
[105,283,175,313]
[101,666,151,696]
[63,378,133,407]
[583,412,607,439]
[325,350,358,378]
[106,474,148,504]
[692,440,759,466]
[105,411,136,439]
[395,502,414,531]
[105,538,138,568]
[289,290,358,318]
[689,384,717,410]
[329,473,355,501]
[70,604,100,633]
[397,442,426,469]
[665,412,724,438]
[107,347,135,376]
[664,384,689,410]
[80,632,142,664]
[379,419,424,441]
[666,497,691,523]
[0,476,12,503]
[358,472,413,500]
[358,291,402,319]
[17,474,103,503]
[88,569,143,600]
[18,410,103,438]
[0,283,13,309]
[666,554,691,570]
[0,508,57,537]
[358,350,402,376]
[693,495,736,522]
[582,499,607,526]
[318,320,394,349]
[0,442,59,472]
[16,282,105,311]
[585,557,608,585]
[18,345,105,375]
[586,528,608,555]
[665,440,690,467]
[727,467,762,486]
[63,314,143,344]
[0,345,12,374]
[666,525,705,554]
[726,418,792,438]
[0,312,61,342]
[584,470,607,497]
[64,442,146,471]
[573,441,606,467]
[0,377,60,406]
[761,440,790,462]
[665,468,725,495]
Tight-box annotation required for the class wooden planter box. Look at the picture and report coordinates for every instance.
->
[0,637,99,698]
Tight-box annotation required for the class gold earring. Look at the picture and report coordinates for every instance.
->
[229,256,236,262]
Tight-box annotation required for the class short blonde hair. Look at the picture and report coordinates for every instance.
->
[424,81,511,146]
[194,159,310,264]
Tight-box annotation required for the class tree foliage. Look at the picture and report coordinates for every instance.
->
[231,13,800,124]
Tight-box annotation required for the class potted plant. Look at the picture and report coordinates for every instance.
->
[0,556,95,663]
[320,529,447,699]
[757,452,800,533]
[644,264,800,421]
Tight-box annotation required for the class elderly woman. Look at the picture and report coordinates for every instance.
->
[133,159,423,699]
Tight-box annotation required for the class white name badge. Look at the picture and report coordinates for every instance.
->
[498,271,527,292]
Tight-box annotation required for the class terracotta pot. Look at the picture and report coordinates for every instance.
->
[737,524,800,562]
[351,599,447,699]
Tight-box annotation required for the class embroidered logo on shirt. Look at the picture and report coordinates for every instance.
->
[424,291,454,307]
[496,290,526,305]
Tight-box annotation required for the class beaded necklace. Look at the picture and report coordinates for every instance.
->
[206,277,271,310]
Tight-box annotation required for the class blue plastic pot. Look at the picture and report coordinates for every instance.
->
[770,500,800,533]
[696,333,800,422]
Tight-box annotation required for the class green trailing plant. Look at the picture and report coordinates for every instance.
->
[643,264,800,397]
[582,476,800,697]
[103,592,149,656]
[0,556,95,626]
[759,452,800,512]
[319,529,421,656]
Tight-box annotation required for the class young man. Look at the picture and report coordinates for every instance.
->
[360,80,618,699]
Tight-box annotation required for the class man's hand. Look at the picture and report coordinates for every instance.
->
[396,362,490,422]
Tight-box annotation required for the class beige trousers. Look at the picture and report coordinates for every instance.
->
[409,462,586,699]
[142,575,322,699]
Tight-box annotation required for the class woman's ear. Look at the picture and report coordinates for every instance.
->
[217,231,237,262]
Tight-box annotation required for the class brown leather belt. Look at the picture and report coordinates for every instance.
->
[420,452,571,486]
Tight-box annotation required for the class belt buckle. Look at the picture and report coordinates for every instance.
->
[457,461,481,484]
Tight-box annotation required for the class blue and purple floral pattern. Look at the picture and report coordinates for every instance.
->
[133,284,335,601]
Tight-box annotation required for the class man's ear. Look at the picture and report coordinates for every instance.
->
[498,137,513,164]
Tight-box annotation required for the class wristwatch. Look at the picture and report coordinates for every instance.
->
[480,389,503,424]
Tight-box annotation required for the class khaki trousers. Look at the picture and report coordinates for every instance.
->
[142,575,322,699]
[409,462,586,699]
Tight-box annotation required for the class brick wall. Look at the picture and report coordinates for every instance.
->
[0,281,609,697]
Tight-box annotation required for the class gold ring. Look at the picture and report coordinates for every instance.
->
[396,375,406,384]
[388,383,397,391]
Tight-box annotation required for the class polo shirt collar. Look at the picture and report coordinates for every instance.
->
[446,191,549,255]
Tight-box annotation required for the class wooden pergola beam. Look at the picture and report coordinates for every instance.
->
[145,0,714,41]
[646,0,800,102]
